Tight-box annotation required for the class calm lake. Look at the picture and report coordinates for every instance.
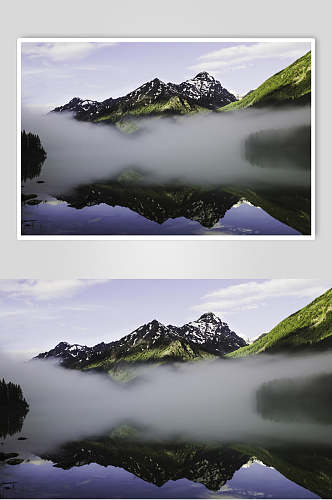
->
[21,107,311,236]
[1,358,332,498]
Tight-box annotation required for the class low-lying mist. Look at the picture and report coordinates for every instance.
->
[22,107,311,194]
[1,351,331,455]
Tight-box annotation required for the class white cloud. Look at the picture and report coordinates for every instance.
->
[0,310,27,318]
[0,307,59,322]
[60,304,102,312]
[21,42,116,62]
[73,63,117,72]
[193,279,331,314]
[0,280,108,301]
[189,42,311,74]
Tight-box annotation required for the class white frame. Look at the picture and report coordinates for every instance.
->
[17,37,315,240]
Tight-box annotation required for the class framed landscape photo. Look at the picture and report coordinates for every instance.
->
[1,278,332,499]
[18,38,315,239]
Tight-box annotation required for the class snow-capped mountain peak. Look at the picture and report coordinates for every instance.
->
[197,312,222,324]
[68,97,81,104]
[52,96,111,119]
[168,313,247,355]
[177,73,237,108]
[36,341,90,363]
[194,72,216,81]
[114,319,174,351]
[55,341,71,348]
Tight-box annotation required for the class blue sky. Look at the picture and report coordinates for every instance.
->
[21,40,311,109]
[0,279,329,357]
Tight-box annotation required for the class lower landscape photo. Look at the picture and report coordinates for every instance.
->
[1,279,332,498]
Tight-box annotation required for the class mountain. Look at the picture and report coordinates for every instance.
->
[35,313,247,378]
[227,288,332,358]
[51,72,237,124]
[51,52,311,126]
[176,72,237,109]
[168,312,246,354]
[220,51,311,111]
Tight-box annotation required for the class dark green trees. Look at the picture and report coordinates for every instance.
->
[21,130,47,182]
[0,378,29,410]
[0,379,29,439]
[256,373,332,425]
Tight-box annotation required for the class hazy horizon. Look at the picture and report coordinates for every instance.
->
[21,105,311,194]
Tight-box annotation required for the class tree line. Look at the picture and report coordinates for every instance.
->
[21,130,47,182]
[21,130,46,156]
[0,378,29,409]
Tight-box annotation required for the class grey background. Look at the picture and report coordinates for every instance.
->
[1,0,330,279]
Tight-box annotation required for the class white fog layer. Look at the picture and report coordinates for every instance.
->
[21,107,311,193]
[1,352,330,454]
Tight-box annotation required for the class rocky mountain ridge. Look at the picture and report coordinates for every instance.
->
[52,72,237,123]
[35,313,247,372]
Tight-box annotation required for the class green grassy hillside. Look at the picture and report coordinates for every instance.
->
[94,96,208,126]
[82,338,217,381]
[220,51,311,111]
[227,288,332,358]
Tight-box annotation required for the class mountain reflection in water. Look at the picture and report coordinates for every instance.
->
[1,428,330,499]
